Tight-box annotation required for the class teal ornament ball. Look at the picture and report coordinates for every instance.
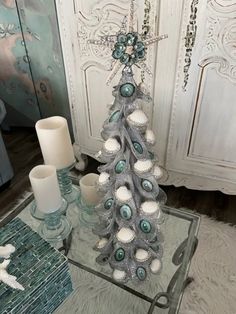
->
[133,141,143,154]
[104,198,114,210]
[120,53,130,65]
[136,267,147,281]
[136,49,145,59]
[115,42,126,52]
[112,49,123,60]
[129,54,138,65]
[127,32,138,46]
[109,110,120,123]
[139,219,152,233]
[120,204,132,220]
[115,248,125,261]
[117,33,127,44]
[141,179,153,192]
[115,160,126,174]
[135,41,145,52]
[120,83,135,97]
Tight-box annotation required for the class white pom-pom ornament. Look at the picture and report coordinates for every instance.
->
[116,227,135,243]
[152,165,163,179]
[115,186,132,202]
[145,129,156,145]
[96,238,108,249]
[98,172,110,185]
[140,201,160,215]
[135,249,150,262]
[134,159,152,174]
[103,138,120,154]
[127,110,148,129]
[113,269,126,281]
[150,259,161,274]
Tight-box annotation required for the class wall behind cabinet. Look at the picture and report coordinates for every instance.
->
[0,0,71,127]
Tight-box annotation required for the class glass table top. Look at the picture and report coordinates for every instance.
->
[0,184,200,314]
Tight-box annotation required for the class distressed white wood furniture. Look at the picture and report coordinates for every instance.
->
[56,0,236,194]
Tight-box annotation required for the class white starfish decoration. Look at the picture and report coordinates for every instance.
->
[0,245,24,291]
[87,0,167,85]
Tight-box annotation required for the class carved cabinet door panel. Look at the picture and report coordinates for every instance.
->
[166,0,236,193]
[56,0,160,156]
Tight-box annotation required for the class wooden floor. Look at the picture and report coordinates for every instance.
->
[1,128,236,225]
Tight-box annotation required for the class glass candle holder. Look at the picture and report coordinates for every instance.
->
[57,163,80,203]
[29,165,72,243]
[30,198,67,220]
[78,174,101,227]
[38,207,72,244]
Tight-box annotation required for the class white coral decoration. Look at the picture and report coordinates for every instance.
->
[0,244,24,291]
[0,244,15,258]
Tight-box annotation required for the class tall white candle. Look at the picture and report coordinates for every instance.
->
[35,116,75,170]
[29,165,62,213]
[80,173,101,206]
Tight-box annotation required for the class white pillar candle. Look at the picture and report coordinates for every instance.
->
[35,116,75,170]
[80,173,101,206]
[29,165,62,213]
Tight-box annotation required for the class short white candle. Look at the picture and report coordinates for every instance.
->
[127,109,148,127]
[80,173,101,206]
[113,269,126,281]
[141,201,160,215]
[115,186,132,202]
[29,165,62,213]
[134,159,152,173]
[150,259,161,273]
[135,249,149,262]
[98,172,110,185]
[35,116,75,170]
[116,227,135,243]
[103,138,120,154]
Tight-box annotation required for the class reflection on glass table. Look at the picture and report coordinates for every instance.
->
[1,180,200,314]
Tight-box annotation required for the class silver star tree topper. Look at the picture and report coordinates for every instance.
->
[88,0,167,85]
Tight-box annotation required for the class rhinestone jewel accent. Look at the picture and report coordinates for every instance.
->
[115,160,126,174]
[119,204,132,220]
[109,110,120,122]
[141,179,153,192]
[120,83,135,97]
[115,248,125,261]
[139,219,152,233]
[136,266,147,281]
[132,141,143,154]
[104,198,114,210]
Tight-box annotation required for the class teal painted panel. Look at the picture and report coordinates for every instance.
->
[16,0,72,126]
[0,0,41,126]
[0,0,71,129]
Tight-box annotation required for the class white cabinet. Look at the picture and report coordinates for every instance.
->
[56,0,236,194]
